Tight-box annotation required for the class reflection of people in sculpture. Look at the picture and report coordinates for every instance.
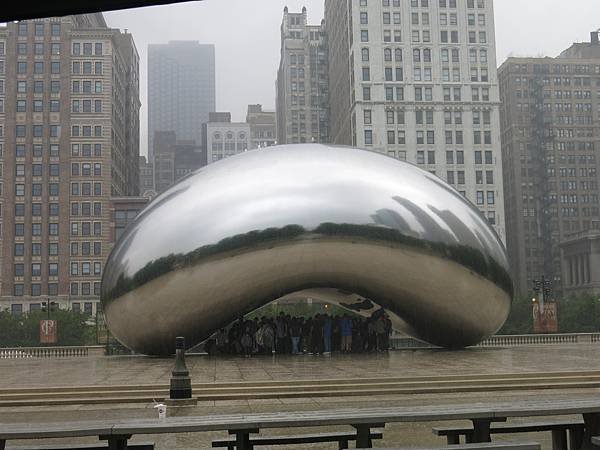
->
[215,328,228,354]
[340,314,353,352]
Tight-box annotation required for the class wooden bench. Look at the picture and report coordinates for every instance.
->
[4,398,600,450]
[356,442,541,450]
[212,429,383,449]
[5,443,154,450]
[432,419,585,450]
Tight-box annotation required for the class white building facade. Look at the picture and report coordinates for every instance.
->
[325,0,505,242]
[205,122,251,164]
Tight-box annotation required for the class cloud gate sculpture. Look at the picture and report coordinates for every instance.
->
[101,144,513,356]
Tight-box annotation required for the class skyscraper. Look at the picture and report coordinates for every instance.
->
[276,7,329,144]
[153,131,204,193]
[325,0,505,242]
[0,14,140,315]
[203,113,251,164]
[148,41,215,161]
[246,104,277,149]
[499,32,600,298]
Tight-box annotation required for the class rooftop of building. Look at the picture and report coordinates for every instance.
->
[499,31,600,71]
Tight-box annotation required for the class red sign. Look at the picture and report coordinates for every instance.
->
[40,320,58,344]
[532,302,558,334]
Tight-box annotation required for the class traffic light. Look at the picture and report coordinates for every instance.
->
[533,280,541,293]
[41,301,57,312]
[543,279,552,297]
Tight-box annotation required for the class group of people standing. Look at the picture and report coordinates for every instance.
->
[210,311,393,357]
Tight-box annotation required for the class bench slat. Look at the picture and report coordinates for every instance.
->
[433,420,584,435]
[212,431,383,447]
[6,444,154,450]
[357,442,541,450]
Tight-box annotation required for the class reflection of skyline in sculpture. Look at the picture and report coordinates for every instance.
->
[101,144,513,356]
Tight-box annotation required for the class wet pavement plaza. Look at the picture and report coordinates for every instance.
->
[1,345,600,449]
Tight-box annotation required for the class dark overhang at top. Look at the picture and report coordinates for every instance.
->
[1,0,200,22]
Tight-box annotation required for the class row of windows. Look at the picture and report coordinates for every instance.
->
[16,99,60,112]
[72,99,102,113]
[73,80,103,93]
[16,61,61,75]
[17,22,61,37]
[72,125,102,137]
[72,42,103,56]
[72,61,103,75]
[474,190,496,205]
[70,261,102,276]
[16,42,61,55]
[71,163,102,177]
[70,182,103,196]
[9,302,96,316]
[15,203,59,217]
[16,143,60,158]
[359,29,488,45]
[72,143,102,157]
[71,202,102,217]
[14,262,59,277]
[70,241,102,256]
[514,76,595,87]
[15,124,61,138]
[17,80,60,93]
[16,164,60,177]
[14,222,59,236]
[364,127,496,150]
[363,109,492,128]
[16,183,59,197]
[14,283,58,297]
[70,222,102,236]
[14,242,58,256]
[367,0,486,9]
[70,283,101,297]
[512,63,600,75]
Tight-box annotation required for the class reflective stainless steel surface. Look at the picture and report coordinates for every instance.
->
[102,144,513,356]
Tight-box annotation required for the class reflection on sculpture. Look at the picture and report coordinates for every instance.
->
[101,144,513,356]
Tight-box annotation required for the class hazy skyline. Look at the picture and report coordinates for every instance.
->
[105,0,600,156]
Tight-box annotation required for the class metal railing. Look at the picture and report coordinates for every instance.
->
[0,345,105,359]
[391,333,600,349]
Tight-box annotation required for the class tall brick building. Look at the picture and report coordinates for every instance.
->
[499,32,600,298]
[0,14,140,315]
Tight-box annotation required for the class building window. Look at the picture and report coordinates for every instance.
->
[364,130,373,145]
[476,191,484,205]
[48,283,58,296]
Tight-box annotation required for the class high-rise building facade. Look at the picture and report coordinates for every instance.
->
[139,155,155,196]
[203,113,251,164]
[246,104,277,148]
[499,32,600,298]
[325,0,505,242]
[153,130,204,193]
[148,41,215,161]
[0,14,140,315]
[276,7,329,144]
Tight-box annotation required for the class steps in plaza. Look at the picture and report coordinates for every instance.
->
[1,370,600,407]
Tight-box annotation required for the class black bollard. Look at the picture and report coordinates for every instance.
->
[169,336,192,399]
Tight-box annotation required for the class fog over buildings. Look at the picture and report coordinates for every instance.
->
[104,0,600,156]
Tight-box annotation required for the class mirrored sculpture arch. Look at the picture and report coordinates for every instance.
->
[101,144,513,356]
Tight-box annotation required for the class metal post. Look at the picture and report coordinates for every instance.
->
[169,336,192,399]
[540,275,546,313]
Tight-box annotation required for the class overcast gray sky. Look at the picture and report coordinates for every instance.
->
[104,0,600,156]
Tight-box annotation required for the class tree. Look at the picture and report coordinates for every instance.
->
[0,309,96,347]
